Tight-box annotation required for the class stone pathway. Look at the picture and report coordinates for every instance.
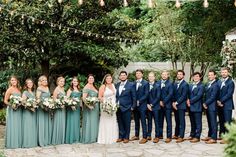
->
[0,115,226,157]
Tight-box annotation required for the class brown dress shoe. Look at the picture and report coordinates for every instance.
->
[116,139,123,143]
[172,135,178,139]
[153,138,159,143]
[165,138,172,143]
[159,136,163,139]
[190,138,200,143]
[217,137,222,140]
[139,138,148,144]
[201,137,211,141]
[176,138,184,143]
[147,136,152,141]
[205,139,217,144]
[123,139,129,143]
[185,136,193,140]
[130,136,139,141]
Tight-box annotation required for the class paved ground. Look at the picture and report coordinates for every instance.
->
[0,115,225,157]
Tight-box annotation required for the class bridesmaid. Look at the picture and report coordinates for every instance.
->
[51,76,66,145]
[4,76,22,149]
[36,75,52,146]
[65,77,82,144]
[22,79,37,148]
[81,74,100,144]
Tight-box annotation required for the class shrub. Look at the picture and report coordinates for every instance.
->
[0,109,6,125]
[223,122,236,157]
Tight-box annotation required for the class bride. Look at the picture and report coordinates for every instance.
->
[97,74,118,144]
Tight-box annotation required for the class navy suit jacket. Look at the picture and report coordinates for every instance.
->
[189,82,204,112]
[134,79,149,111]
[116,81,137,112]
[160,79,174,109]
[148,82,161,111]
[218,78,235,110]
[204,80,219,111]
[173,80,189,110]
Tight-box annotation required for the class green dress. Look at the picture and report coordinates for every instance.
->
[51,92,66,145]
[5,93,22,149]
[65,91,82,144]
[81,89,100,144]
[22,91,37,148]
[37,89,52,146]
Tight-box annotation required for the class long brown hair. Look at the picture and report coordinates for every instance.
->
[87,74,98,90]
[8,75,21,90]
[70,76,80,91]
[102,74,113,85]
[23,78,36,91]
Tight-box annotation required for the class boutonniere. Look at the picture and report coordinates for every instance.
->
[139,83,142,87]
[122,88,126,91]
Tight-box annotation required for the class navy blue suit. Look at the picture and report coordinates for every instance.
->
[218,78,235,136]
[188,82,204,139]
[204,80,219,140]
[147,82,161,138]
[133,79,149,138]
[173,80,188,138]
[158,79,173,138]
[116,81,136,140]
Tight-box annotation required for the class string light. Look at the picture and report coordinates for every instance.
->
[148,0,154,8]
[78,0,83,6]
[175,0,181,8]
[100,0,105,7]
[0,6,2,12]
[203,0,209,8]
[58,0,63,4]
[123,0,128,7]
[234,0,236,7]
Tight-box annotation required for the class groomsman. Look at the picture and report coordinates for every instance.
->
[187,72,204,143]
[131,69,149,144]
[116,71,137,143]
[217,67,235,144]
[158,70,173,143]
[202,70,219,144]
[172,70,189,143]
[147,72,161,143]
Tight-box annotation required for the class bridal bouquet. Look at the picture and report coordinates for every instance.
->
[54,96,68,109]
[9,95,22,110]
[84,97,99,110]
[22,98,38,112]
[65,97,80,110]
[40,97,55,111]
[101,98,119,116]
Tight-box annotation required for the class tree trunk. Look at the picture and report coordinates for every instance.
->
[40,59,50,77]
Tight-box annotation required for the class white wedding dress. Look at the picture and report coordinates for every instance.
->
[97,84,118,144]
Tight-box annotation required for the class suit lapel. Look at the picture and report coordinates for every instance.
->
[120,81,128,96]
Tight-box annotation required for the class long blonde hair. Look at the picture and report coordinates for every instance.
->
[56,76,65,86]
[8,75,21,89]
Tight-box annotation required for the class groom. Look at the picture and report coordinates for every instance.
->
[116,71,137,143]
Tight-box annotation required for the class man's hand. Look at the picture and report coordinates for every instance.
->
[172,102,177,110]
[160,101,164,107]
[147,104,152,111]
[203,103,208,109]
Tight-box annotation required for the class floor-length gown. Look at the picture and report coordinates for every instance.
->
[5,93,22,149]
[81,89,100,144]
[97,85,118,144]
[51,92,66,145]
[22,91,37,148]
[37,89,52,146]
[65,91,82,144]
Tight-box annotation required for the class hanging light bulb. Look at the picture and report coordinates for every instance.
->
[148,0,154,8]
[100,0,105,7]
[203,0,209,8]
[58,0,63,3]
[175,0,181,8]
[0,7,2,12]
[123,0,128,7]
[78,0,83,6]
[234,0,236,7]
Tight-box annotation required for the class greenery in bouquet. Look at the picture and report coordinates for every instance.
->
[22,98,38,112]
[84,97,99,110]
[54,96,68,109]
[65,97,80,110]
[40,97,55,112]
[101,98,118,116]
[9,95,22,110]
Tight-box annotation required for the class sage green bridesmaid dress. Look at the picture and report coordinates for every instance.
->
[22,91,37,148]
[65,91,82,144]
[37,89,52,146]
[5,92,22,149]
[81,89,100,144]
[51,92,66,145]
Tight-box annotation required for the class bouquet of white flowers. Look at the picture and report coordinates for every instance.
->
[22,98,38,112]
[9,95,22,110]
[40,97,55,111]
[101,98,118,116]
[84,96,99,110]
[65,97,80,110]
[54,96,68,109]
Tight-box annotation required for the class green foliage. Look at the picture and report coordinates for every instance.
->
[223,122,236,157]
[0,109,6,125]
